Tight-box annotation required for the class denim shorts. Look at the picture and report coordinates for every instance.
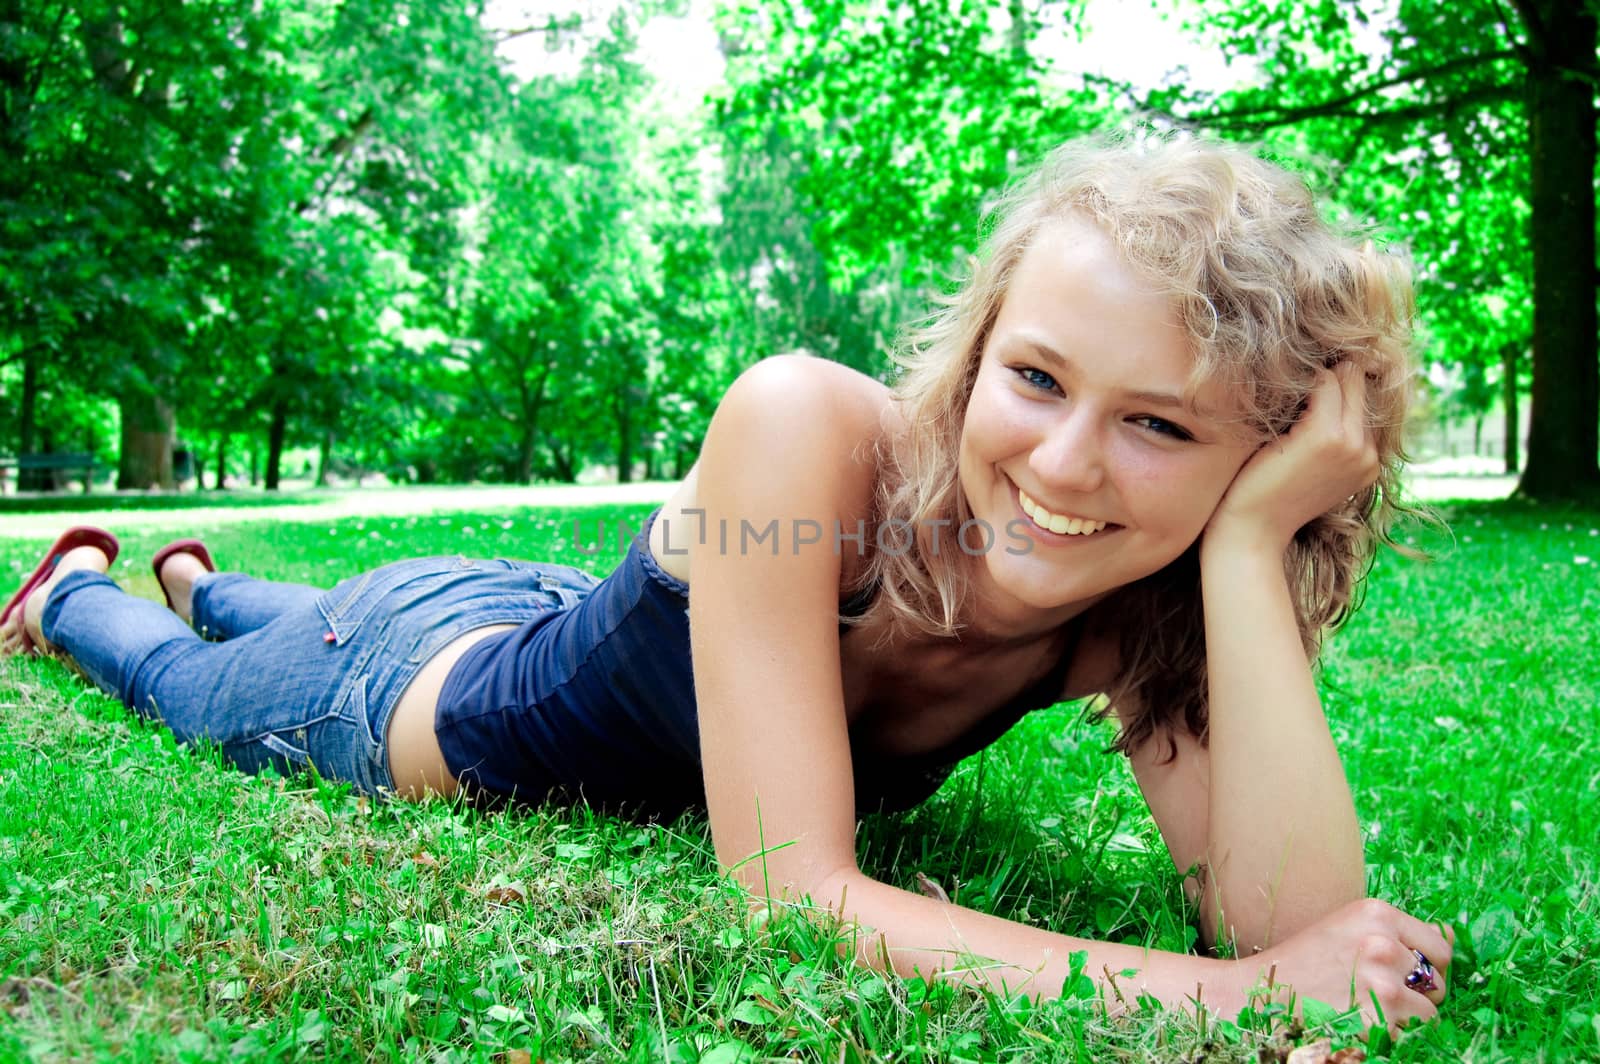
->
[43,556,601,796]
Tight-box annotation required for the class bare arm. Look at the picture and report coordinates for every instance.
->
[1133,364,1376,954]
[1197,532,1365,950]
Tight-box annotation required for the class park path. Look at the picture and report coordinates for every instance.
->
[0,482,676,540]
[0,474,1515,541]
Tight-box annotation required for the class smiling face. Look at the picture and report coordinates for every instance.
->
[956,214,1258,630]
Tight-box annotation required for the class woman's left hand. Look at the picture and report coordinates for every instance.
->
[1206,361,1379,554]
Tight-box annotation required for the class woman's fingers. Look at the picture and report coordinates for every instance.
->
[1301,366,1344,430]
[1309,363,1379,499]
[1363,908,1452,1020]
[1351,933,1436,1034]
[1409,919,1454,971]
[1264,899,1453,1040]
[1395,915,1453,1008]
[1332,363,1360,441]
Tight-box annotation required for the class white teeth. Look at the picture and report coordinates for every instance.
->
[1018,489,1109,536]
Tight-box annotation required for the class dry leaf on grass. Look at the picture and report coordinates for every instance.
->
[484,882,528,905]
[1284,1039,1366,1064]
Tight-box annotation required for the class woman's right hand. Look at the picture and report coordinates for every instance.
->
[1227,897,1454,1035]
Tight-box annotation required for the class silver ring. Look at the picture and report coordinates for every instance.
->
[1405,949,1438,993]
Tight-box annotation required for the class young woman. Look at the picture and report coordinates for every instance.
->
[2,135,1450,1031]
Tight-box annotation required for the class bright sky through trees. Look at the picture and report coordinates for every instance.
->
[485,0,1262,100]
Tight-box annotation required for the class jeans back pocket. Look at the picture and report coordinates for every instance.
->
[316,558,478,646]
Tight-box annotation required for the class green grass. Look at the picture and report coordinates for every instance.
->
[1,497,1596,1061]
[0,489,344,517]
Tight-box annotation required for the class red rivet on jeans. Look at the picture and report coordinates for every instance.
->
[323,632,336,643]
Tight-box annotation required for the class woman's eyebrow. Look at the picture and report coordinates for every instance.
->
[1017,338,1201,413]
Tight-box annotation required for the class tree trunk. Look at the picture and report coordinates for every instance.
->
[615,412,633,484]
[545,434,576,483]
[17,347,36,453]
[1518,2,1600,498]
[265,398,288,491]
[1502,343,1520,475]
[315,429,333,487]
[1006,0,1029,60]
[215,434,228,490]
[117,388,175,489]
[517,422,536,485]
[16,348,50,491]
[514,362,549,485]
[613,376,640,485]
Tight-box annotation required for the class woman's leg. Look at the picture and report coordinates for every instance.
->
[158,550,324,640]
[33,549,574,798]
[189,572,324,641]
[41,565,386,791]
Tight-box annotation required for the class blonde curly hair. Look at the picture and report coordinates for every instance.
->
[852,131,1417,754]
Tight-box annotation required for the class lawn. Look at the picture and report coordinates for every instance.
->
[0,496,1595,1062]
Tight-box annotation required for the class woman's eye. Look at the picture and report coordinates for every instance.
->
[1132,415,1194,442]
[1014,367,1059,392]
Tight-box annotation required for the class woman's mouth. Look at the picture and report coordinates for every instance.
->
[1017,488,1115,537]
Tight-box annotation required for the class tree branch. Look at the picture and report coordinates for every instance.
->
[1486,0,1538,63]
[1505,0,1549,57]
[1179,80,1523,133]
[293,108,376,216]
[492,15,587,45]
[1170,50,1522,127]
[18,5,73,120]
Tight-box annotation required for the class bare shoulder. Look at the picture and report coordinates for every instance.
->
[722,354,891,438]
[653,355,892,582]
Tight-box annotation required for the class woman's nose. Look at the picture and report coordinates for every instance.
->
[1029,406,1106,495]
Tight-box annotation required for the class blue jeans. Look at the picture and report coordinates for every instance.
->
[40,557,598,795]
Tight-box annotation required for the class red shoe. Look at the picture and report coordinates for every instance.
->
[0,526,121,656]
[151,539,217,611]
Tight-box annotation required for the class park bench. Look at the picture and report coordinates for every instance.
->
[0,453,99,494]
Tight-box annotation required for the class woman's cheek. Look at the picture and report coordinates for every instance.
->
[1112,442,1169,489]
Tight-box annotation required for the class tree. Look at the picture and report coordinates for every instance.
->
[1150,0,1597,498]
[1,0,507,490]
[0,0,278,486]
[445,7,696,486]
[711,0,1104,375]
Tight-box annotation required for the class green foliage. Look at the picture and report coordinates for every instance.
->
[1,0,509,486]
[436,11,673,484]
[1154,0,1594,493]
[710,0,1103,375]
[1170,0,1533,366]
[2,0,1589,493]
